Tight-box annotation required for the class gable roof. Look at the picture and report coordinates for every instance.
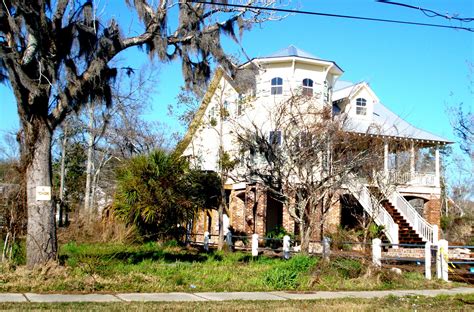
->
[174,68,227,156]
[334,81,452,143]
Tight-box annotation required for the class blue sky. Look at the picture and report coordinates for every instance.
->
[1,0,473,148]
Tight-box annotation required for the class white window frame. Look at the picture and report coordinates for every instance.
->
[356,98,367,116]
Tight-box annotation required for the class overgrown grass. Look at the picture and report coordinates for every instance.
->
[0,241,464,293]
[0,294,472,311]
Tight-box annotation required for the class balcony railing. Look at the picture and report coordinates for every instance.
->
[388,170,437,187]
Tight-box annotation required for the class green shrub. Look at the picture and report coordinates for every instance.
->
[263,255,316,289]
[265,225,291,249]
[264,267,299,289]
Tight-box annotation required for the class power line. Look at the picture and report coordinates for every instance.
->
[376,1,474,23]
[189,1,474,32]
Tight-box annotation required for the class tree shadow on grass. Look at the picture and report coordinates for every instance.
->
[59,250,213,265]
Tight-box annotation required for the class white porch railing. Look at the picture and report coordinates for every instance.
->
[389,170,437,186]
[390,190,437,243]
[345,175,399,244]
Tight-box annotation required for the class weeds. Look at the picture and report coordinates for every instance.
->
[0,242,463,293]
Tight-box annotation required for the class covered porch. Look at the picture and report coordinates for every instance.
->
[382,139,443,188]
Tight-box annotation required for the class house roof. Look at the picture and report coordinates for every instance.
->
[241,45,344,74]
[334,81,452,144]
[268,45,320,59]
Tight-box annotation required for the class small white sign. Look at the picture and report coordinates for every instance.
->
[36,186,51,201]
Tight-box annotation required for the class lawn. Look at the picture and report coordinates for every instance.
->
[0,241,464,293]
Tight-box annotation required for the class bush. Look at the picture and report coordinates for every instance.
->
[112,150,220,241]
[265,225,291,249]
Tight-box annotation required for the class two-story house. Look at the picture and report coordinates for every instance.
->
[177,46,451,245]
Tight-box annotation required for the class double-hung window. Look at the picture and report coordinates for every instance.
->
[271,77,283,95]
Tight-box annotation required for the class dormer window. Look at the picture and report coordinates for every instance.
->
[271,77,283,95]
[302,78,313,96]
[356,98,367,115]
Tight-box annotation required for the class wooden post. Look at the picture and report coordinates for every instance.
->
[372,238,382,267]
[204,231,210,252]
[252,234,259,257]
[425,241,431,280]
[384,142,389,178]
[435,146,440,187]
[283,235,290,260]
[410,141,415,179]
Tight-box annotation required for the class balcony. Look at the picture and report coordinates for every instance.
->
[388,170,437,187]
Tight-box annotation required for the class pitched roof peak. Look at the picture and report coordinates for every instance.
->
[268,45,319,59]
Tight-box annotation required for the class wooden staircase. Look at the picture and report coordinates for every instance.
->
[381,199,424,244]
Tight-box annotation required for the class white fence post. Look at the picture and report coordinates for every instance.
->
[283,235,290,260]
[204,231,210,252]
[252,234,259,257]
[372,238,382,267]
[436,239,449,282]
[323,237,331,262]
[425,241,431,280]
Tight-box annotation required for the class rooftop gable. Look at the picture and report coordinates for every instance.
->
[334,81,452,143]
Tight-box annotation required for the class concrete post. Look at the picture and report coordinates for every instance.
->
[322,236,331,262]
[372,238,382,267]
[436,239,449,281]
[283,235,290,260]
[425,241,431,280]
[252,234,259,257]
[204,231,210,252]
[225,231,233,249]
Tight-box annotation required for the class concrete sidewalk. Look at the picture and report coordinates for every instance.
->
[0,287,473,303]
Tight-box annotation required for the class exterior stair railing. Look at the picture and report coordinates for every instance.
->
[388,190,438,243]
[345,174,399,245]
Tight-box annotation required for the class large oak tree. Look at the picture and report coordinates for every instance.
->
[0,0,283,267]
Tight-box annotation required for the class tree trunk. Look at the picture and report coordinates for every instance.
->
[57,124,68,227]
[84,102,95,219]
[217,202,224,251]
[25,126,57,267]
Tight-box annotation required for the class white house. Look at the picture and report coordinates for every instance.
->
[178,46,451,245]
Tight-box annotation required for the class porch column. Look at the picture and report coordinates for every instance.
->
[410,141,415,179]
[384,142,389,178]
[435,146,440,187]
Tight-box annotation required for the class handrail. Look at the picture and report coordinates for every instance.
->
[390,190,435,243]
[345,175,399,244]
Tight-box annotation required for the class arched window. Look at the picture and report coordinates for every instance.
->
[302,78,313,96]
[356,98,367,115]
[271,77,283,95]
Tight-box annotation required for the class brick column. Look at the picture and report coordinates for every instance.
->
[229,189,246,233]
[424,195,441,229]
[245,185,256,235]
[254,184,267,236]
